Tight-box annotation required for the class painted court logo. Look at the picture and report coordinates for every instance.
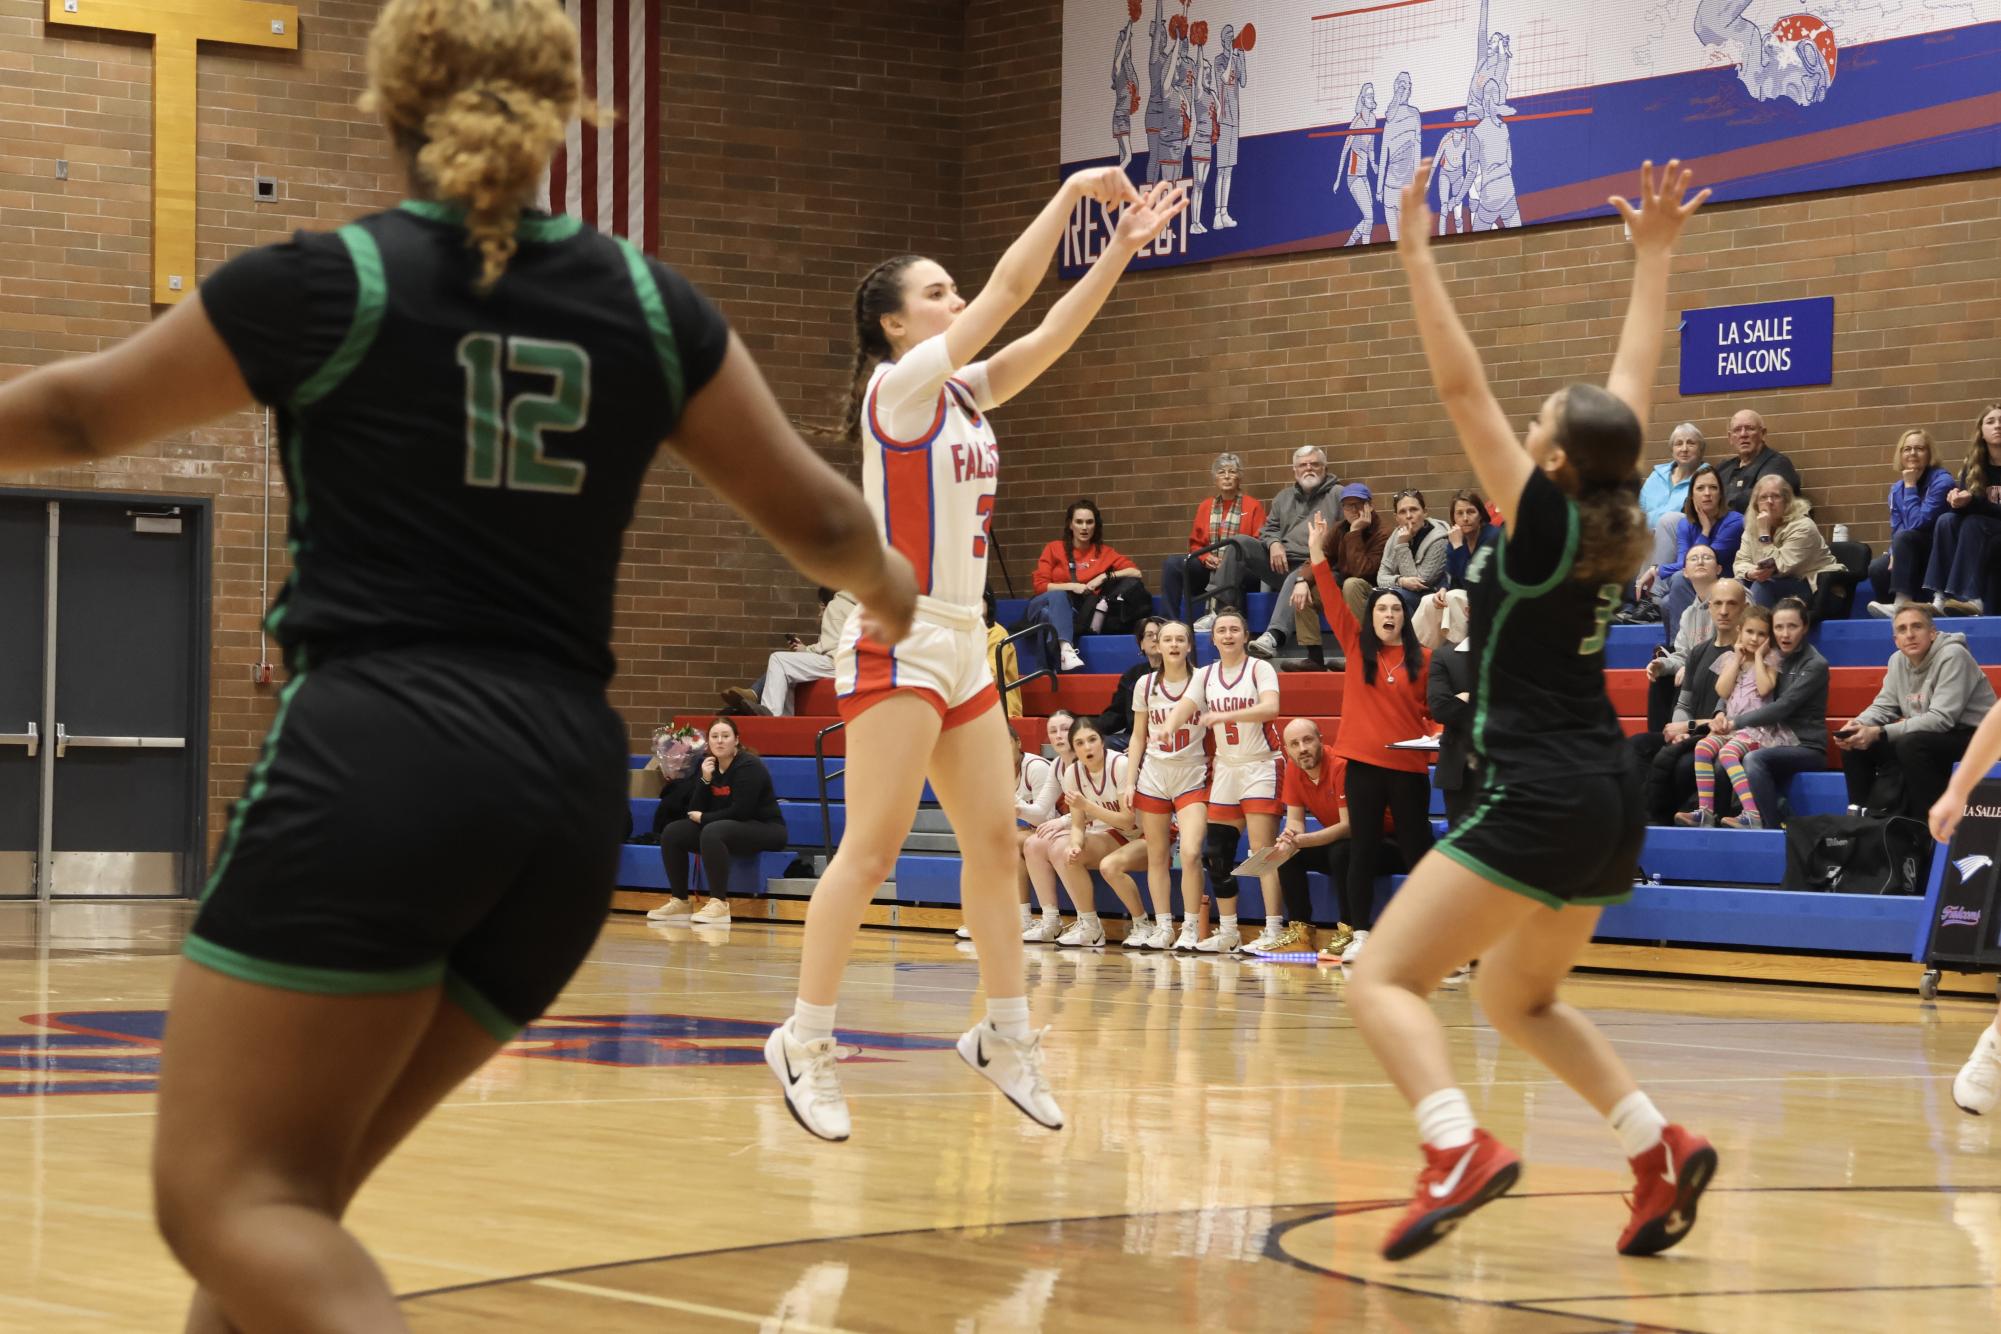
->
[0,1011,953,1098]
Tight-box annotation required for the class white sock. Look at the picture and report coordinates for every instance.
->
[1078,911,1101,927]
[1610,1090,1668,1158]
[1414,1087,1477,1151]
[1266,912,1285,928]
[791,999,837,1045]
[987,995,1031,1041]
[1018,903,1034,926]
[1041,906,1059,921]
[1130,915,1152,931]
[1220,914,1238,931]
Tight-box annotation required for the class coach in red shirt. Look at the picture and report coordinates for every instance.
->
[1270,718,1405,957]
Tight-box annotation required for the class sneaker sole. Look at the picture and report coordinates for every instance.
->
[1382,1158,1521,1262]
[1617,1144,1719,1256]
[957,1037,1063,1131]
[764,1031,849,1143]
[1055,936,1106,949]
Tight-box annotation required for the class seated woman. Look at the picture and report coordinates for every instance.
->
[1415,589,1478,828]
[956,721,1064,941]
[1022,716,1139,945]
[1727,597,1827,827]
[1441,489,1497,588]
[1643,544,1718,733]
[1375,488,1451,615]
[1641,463,1741,633]
[1026,499,1144,671]
[1163,452,1268,626]
[651,718,788,926]
[1639,423,1706,572]
[1920,403,2001,616]
[1734,474,1840,608]
[1093,616,1166,751]
[1866,428,1953,617]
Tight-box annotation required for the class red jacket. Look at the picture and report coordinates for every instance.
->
[1310,558,1432,774]
[1187,494,1268,553]
[1034,540,1135,595]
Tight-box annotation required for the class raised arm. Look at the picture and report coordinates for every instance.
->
[982,180,1189,406]
[1603,160,1709,427]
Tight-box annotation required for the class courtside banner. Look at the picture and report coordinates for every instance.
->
[1057,0,2001,278]
[1679,296,1835,396]
[1926,778,2001,973]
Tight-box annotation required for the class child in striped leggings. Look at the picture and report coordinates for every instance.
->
[1679,605,1794,830]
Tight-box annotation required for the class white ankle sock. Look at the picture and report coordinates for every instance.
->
[1414,1088,1477,1151]
[987,995,1031,1040]
[1018,903,1033,925]
[791,999,837,1045]
[1610,1090,1667,1158]
[1041,906,1059,920]
[1078,912,1101,927]
[1220,914,1238,931]
[1267,913,1285,929]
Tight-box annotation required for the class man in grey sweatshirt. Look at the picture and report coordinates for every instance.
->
[1838,603,1997,818]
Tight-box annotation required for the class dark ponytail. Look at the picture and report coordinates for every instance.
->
[1556,384,1651,584]
[839,255,924,443]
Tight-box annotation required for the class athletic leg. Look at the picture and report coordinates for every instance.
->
[1141,809,1178,924]
[1097,835,1152,926]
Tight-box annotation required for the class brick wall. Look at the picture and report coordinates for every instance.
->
[962,0,2001,596]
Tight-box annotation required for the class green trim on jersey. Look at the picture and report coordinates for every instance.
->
[613,235,685,419]
[445,971,523,1041]
[183,933,446,996]
[1470,500,1581,758]
[396,199,584,243]
[201,669,309,899]
[294,226,387,408]
[1496,499,1579,597]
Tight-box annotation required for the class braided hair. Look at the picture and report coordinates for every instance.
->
[838,255,925,443]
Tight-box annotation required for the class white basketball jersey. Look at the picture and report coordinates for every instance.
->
[1065,751,1131,836]
[1201,658,1281,762]
[1135,669,1208,764]
[1015,753,1055,811]
[861,340,999,610]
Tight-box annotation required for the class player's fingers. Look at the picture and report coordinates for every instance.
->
[1637,158,1656,202]
[1684,186,1713,215]
[1608,195,1638,225]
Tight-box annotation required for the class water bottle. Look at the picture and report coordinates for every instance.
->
[1832,523,1851,544]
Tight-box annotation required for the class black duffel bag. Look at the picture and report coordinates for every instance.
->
[1781,813,1931,895]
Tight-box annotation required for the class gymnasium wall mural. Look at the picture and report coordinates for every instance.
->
[1056,0,2001,276]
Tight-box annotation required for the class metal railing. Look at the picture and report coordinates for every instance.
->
[994,619,1061,706]
[812,719,847,866]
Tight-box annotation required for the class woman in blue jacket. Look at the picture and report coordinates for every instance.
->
[1641,464,1742,633]
[1866,428,1954,616]
[1639,422,1706,569]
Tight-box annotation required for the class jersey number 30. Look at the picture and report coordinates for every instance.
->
[457,333,591,495]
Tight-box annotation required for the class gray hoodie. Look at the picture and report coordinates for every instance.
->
[1378,517,1452,592]
[1852,632,1997,738]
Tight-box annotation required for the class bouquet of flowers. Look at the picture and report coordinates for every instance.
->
[652,724,706,780]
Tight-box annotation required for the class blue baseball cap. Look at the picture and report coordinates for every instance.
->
[1340,483,1372,502]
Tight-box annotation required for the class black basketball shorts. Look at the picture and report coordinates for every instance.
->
[1434,757,1646,908]
[188,644,630,1038]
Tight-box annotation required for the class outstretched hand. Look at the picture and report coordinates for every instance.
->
[1611,159,1709,256]
[1308,509,1331,558]
[1112,180,1191,253]
[1396,160,1437,261]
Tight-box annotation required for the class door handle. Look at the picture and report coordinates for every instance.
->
[0,722,35,758]
[53,725,186,759]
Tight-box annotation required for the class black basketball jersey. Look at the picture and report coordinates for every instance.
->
[201,202,730,682]
[1458,469,1627,784]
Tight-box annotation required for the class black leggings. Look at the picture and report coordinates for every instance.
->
[1277,839,1405,926]
[659,817,788,897]
[1342,759,1436,926]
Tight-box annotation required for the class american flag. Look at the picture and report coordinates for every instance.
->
[537,0,660,253]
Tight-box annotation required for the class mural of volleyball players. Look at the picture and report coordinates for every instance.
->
[1112,0,1141,169]
[1144,0,1173,182]
[1466,0,1514,116]
[1338,82,1379,246]
[1467,78,1523,229]
[1433,119,1473,235]
[1214,22,1251,229]
[1694,0,1833,106]
[1189,22,1220,233]
[1377,71,1422,241]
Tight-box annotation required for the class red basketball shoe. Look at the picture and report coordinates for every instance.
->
[1617,1124,1718,1256]
[1380,1130,1522,1261]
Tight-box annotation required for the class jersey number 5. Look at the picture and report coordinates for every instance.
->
[1579,582,1621,656]
[458,333,592,495]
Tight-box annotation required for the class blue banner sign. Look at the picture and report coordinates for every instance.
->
[1679,296,1835,396]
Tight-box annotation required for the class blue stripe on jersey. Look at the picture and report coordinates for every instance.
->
[868,381,950,451]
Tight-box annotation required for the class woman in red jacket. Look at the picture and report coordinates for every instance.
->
[1163,452,1269,625]
[1027,499,1144,671]
[1307,510,1436,963]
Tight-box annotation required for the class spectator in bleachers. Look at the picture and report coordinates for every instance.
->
[1093,616,1166,751]
[1640,422,1707,569]
[722,588,856,717]
[1268,718,1403,958]
[1164,453,1268,629]
[1292,482,1392,667]
[1731,597,1828,827]
[1639,579,1746,824]
[1711,409,1801,514]
[1305,512,1435,964]
[1644,544,1718,732]
[1244,445,1345,663]
[1735,473,1840,608]
[1642,464,1742,633]
[1443,488,1498,588]
[1919,403,2001,616]
[649,718,787,927]
[1415,588,1478,827]
[1866,428,1954,618]
[1022,716,1134,945]
[1373,488,1451,615]
[1837,603,1997,819]
[1679,605,1792,828]
[1027,499,1145,672]
[983,588,1022,720]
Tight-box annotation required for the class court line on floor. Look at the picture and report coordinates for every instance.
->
[529,1277,860,1331]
